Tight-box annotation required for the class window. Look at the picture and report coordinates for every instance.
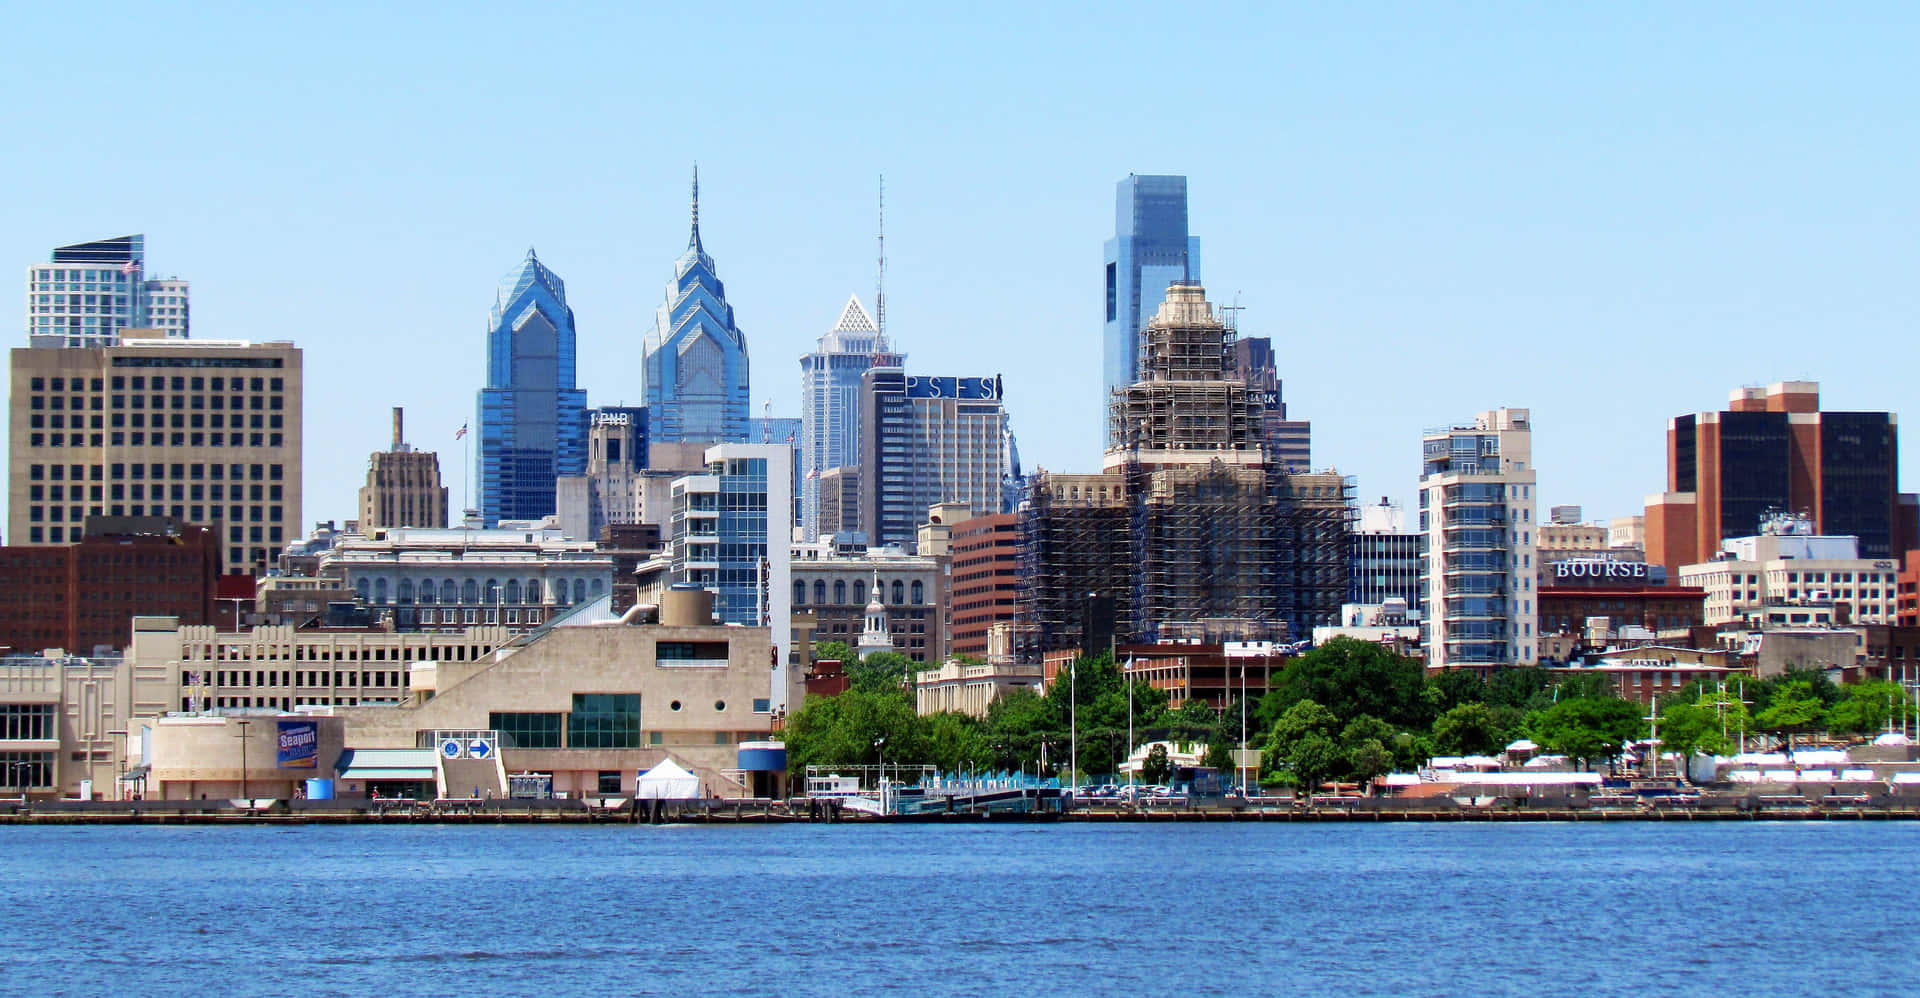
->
[597,771,623,795]
[834,580,847,604]
[814,580,826,605]
[490,712,562,749]
[567,694,640,749]
[793,580,806,606]
[911,580,924,604]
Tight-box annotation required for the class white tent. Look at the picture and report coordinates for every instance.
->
[635,758,701,800]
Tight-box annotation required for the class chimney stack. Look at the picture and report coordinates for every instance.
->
[392,407,404,450]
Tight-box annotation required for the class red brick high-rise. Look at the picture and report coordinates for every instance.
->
[1645,382,1913,574]
[947,513,1022,659]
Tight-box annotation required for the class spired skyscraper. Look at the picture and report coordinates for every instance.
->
[646,168,750,445]
[476,249,588,526]
[1102,175,1200,435]
[798,294,901,540]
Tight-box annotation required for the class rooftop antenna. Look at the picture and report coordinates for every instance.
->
[763,399,772,443]
[875,174,887,346]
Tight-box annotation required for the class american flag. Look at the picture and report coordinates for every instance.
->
[454,422,468,440]
[120,258,140,276]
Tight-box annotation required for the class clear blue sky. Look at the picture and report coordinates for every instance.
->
[7,3,1916,532]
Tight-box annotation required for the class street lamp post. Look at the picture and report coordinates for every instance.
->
[236,719,251,803]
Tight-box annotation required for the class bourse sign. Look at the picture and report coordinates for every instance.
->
[277,720,319,769]
[1549,559,1664,586]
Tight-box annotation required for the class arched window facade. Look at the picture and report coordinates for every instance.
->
[813,580,826,605]
[419,579,436,605]
[573,579,587,604]
[398,578,414,604]
[505,580,521,605]
[910,580,923,605]
[355,578,370,601]
[793,580,806,606]
[373,578,389,605]
[526,579,541,604]
[834,580,847,605]
[484,579,500,604]
[462,579,478,604]
[891,580,904,605]
[590,579,604,596]
[853,579,866,604]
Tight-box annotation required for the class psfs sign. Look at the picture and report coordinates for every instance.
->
[905,375,1001,400]
[276,720,319,769]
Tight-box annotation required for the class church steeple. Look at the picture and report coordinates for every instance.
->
[857,570,892,660]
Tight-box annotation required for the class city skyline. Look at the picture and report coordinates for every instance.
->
[4,6,1918,535]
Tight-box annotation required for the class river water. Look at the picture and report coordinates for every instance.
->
[3,822,1915,996]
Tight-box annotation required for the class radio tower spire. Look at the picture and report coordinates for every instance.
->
[875,174,887,348]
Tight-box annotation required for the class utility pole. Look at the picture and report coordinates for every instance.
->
[236,719,251,802]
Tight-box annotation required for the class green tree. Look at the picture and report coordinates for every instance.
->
[781,687,920,779]
[984,687,1059,770]
[1828,680,1917,737]
[847,650,917,694]
[1287,734,1340,798]
[1141,743,1172,785]
[1529,696,1644,771]
[1655,700,1732,769]
[1263,699,1341,779]
[1164,699,1220,743]
[919,711,994,775]
[1755,680,1828,749]
[1485,666,1555,710]
[1345,739,1394,793]
[1425,668,1487,714]
[1431,702,1504,756]
[813,640,854,664]
[1259,638,1429,730]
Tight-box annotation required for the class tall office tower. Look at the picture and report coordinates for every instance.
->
[645,169,750,445]
[816,465,860,538]
[1107,284,1349,642]
[476,249,587,526]
[799,295,900,540]
[555,406,649,541]
[1233,336,1311,472]
[668,443,794,709]
[1350,498,1422,610]
[1645,381,1912,572]
[8,334,302,573]
[857,370,1008,551]
[24,234,192,346]
[1419,408,1539,671]
[1102,174,1201,432]
[358,407,449,530]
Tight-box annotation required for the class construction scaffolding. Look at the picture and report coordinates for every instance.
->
[1107,285,1265,458]
[1019,471,1133,653]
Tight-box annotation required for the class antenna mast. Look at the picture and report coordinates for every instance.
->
[876,174,887,344]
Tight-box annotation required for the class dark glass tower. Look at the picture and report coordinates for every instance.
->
[645,167,750,445]
[1102,174,1201,433]
[476,249,587,525]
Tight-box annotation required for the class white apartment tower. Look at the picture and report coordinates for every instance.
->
[25,235,190,346]
[1418,407,1538,671]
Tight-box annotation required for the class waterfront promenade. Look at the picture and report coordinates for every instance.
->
[9,794,1920,825]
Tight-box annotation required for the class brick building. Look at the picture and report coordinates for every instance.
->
[947,513,1021,659]
[0,516,219,653]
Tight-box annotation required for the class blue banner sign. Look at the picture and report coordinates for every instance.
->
[277,720,319,769]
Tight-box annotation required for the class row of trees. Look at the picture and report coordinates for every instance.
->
[782,638,1914,789]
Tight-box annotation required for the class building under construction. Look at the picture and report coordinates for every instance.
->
[1022,284,1353,651]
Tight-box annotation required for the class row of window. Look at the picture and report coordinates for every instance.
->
[26,431,286,449]
[791,578,925,607]
[28,375,281,393]
[354,576,605,606]
[29,462,283,482]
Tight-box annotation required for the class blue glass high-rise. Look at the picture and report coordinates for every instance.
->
[646,168,750,444]
[1102,174,1201,435]
[476,249,588,525]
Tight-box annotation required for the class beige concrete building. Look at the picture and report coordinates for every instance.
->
[357,407,448,530]
[16,588,796,800]
[914,659,1044,718]
[8,333,302,574]
[1680,529,1901,626]
[790,538,944,662]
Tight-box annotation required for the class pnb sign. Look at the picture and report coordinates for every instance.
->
[1551,560,1662,585]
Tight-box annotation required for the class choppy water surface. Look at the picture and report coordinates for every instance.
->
[3,822,1916,997]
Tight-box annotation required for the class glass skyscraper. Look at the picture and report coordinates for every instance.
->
[476,249,587,526]
[646,169,750,445]
[798,294,900,540]
[1102,175,1201,419]
[669,443,794,710]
